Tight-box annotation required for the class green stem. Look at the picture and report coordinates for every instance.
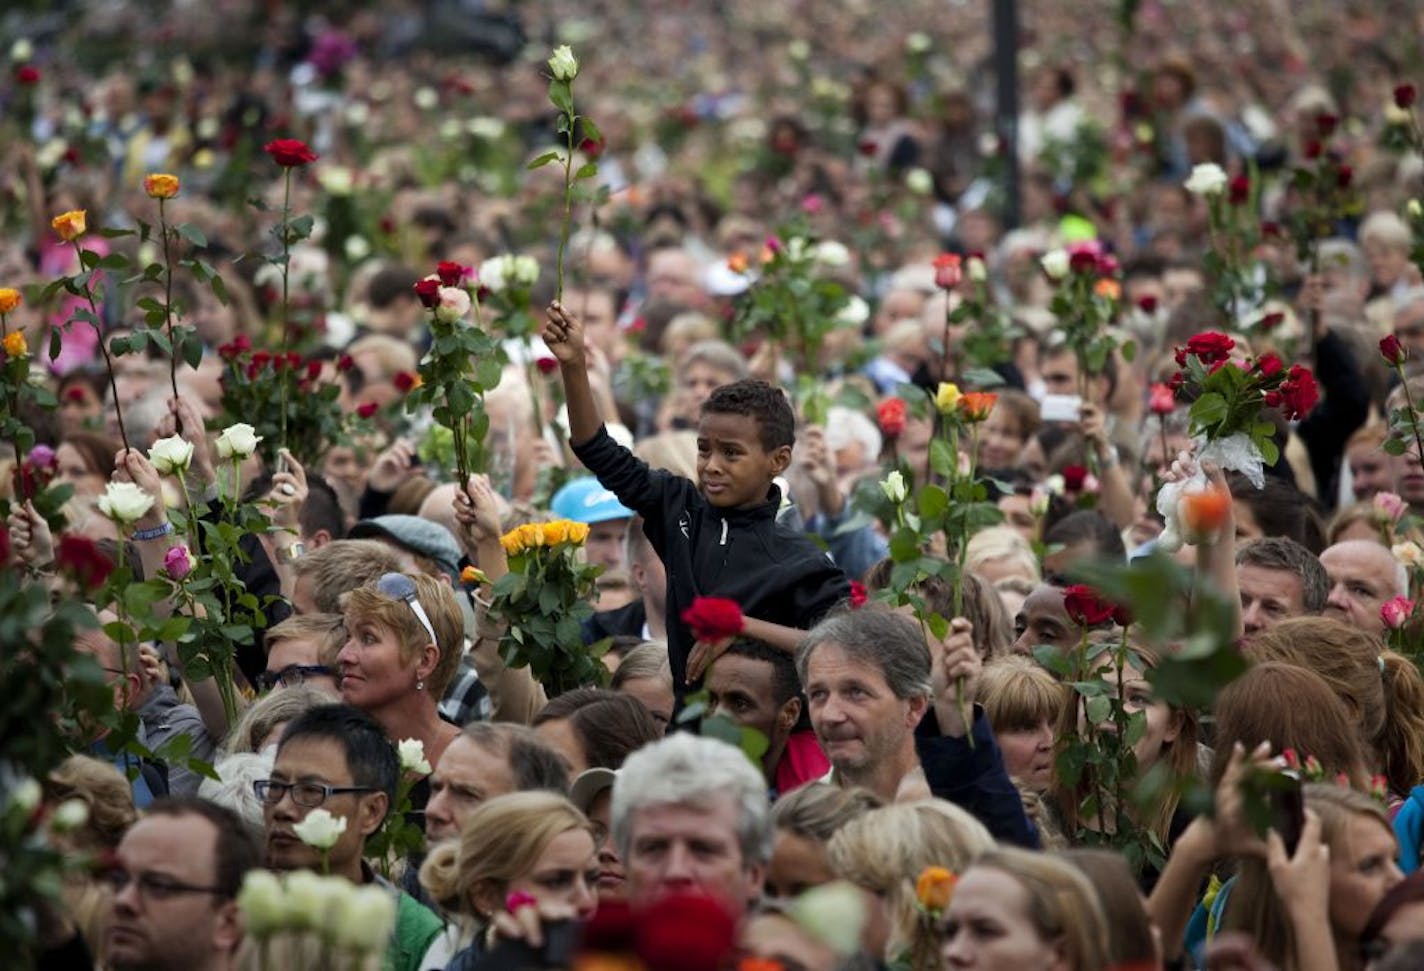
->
[159,198,180,409]
[2,311,23,472]
[278,170,293,452]
[555,110,577,304]
[1397,363,1424,475]
[73,240,131,451]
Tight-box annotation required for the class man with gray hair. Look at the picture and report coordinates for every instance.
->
[1236,537,1329,636]
[612,732,770,921]
[1320,539,1408,635]
[797,607,1036,847]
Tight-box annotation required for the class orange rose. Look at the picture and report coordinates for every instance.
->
[1179,485,1232,539]
[1094,278,1122,301]
[727,252,749,274]
[143,173,181,199]
[459,565,489,585]
[0,288,20,314]
[3,330,28,357]
[958,391,998,423]
[915,866,956,913]
[51,209,87,242]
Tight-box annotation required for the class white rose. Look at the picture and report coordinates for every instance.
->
[1395,542,1424,569]
[439,118,463,142]
[293,808,347,849]
[467,117,506,140]
[317,166,354,196]
[790,880,866,957]
[966,256,987,282]
[215,423,262,460]
[236,870,286,937]
[50,798,89,832]
[512,255,540,287]
[904,167,934,196]
[97,481,156,525]
[344,101,370,127]
[547,45,579,82]
[283,870,338,932]
[784,237,810,262]
[413,87,438,111]
[334,884,398,953]
[435,286,472,324]
[397,738,432,776]
[1408,199,1423,220]
[1028,486,1052,517]
[11,39,33,63]
[880,470,907,504]
[344,235,371,263]
[836,296,870,328]
[815,240,851,268]
[478,255,509,293]
[10,777,41,814]
[788,40,810,61]
[1183,162,1228,196]
[147,434,194,475]
[905,32,932,54]
[1040,249,1070,281]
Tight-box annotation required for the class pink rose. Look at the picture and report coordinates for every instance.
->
[163,544,193,581]
[1381,595,1415,631]
[1373,491,1408,524]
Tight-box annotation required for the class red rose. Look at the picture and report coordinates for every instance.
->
[306,359,323,381]
[1255,353,1284,377]
[263,138,319,167]
[1148,382,1176,415]
[1228,174,1250,205]
[681,597,745,642]
[218,335,250,360]
[1062,465,1089,492]
[877,397,907,438]
[634,893,737,971]
[1261,220,1284,239]
[356,401,378,419]
[1336,165,1353,189]
[1302,138,1323,160]
[413,278,441,309]
[535,356,559,375]
[1397,84,1418,110]
[849,580,868,609]
[933,253,962,290]
[1185,331,1236,364]
[1069,250,1098,275]
[1173,346,1188,368]
[1062,584,1115,627]
[1315,113,1338,138]
[857,139,878,157]
[1167,371,1186,393]
[1382,334,1407,367]
[582,899,638,953]
[1278,365,1319,420]
[55,534,114,590]
[393,371,418,393]
[1112,604,1132,628]
[1258,312,1285,332]
[0,524,9,565]
[1136,295,1159,315]
[251,350,272,369]
[1264,389,1283,408]
[337,353,355,372]
[15,65,40,85]
[436,261,469,287]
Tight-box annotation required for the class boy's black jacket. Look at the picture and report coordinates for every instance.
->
[573,426,851,687]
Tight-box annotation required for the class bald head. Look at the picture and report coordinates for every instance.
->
[1320,540,1406,634]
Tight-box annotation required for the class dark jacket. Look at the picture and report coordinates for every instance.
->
[572,426,851,686]
[581,599,647,645]
[915,706,1040,849]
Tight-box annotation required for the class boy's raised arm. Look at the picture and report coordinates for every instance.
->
[542,301,602,446]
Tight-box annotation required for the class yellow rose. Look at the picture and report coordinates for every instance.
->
[567,521,590,545]
[51,209,87,242]
[934,382,961,414]
[500,527,525,555]
[542,521,569,545]
[3,330,27,357]
[143,173,181,199]
[0,288,20,314]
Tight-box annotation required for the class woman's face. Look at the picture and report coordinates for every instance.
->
[680,362,738,413]
[55,443,105,498]
[336,615,414,712]
[941,866,1066,970]
[765,829,835,901]
[979,410,1026,471]
[1080,662,1182,772]
[501,827,599,921]
[1329,813,1402,939]
[586,789,626,899]
[996,720,1055,792]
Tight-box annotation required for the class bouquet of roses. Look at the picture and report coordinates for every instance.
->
[1040,240,1132,400]
[486,519,605,695]
[1155,330,1318,550]
[730,231,860,374]
[213,338,348,467]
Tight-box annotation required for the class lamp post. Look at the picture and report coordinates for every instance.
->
[992,0,1020,229]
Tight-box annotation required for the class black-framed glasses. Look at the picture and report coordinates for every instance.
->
[102,867,226,901]
[375,572,439,646]
[255,664,335,693]
[253,779,379,808]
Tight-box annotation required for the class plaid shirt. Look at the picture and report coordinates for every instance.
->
[438,652,490,725]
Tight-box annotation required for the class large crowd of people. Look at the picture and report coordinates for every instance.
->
[5,1,1424,969]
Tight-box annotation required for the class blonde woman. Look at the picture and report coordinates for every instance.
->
[420,791,598,970]
[827,798,994,970]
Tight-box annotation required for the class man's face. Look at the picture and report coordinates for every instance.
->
[105,814,239,971]
[264,736,385,873]
[564,288,620,359]
[804,644,924,776]
[265,637,339,695]
[1238,564,1308,635]
[1010,585,1075,657]
[1390,446,1424,506]
[697,411,788,510]
[586,518,631,572]
[424,735,517,843]
[1321,542,1402,634]
[706,653,798,768]
[1396,301,1424,360]
[646,250,707,307]
[1039,349,1079,398]
[624,795,762,920]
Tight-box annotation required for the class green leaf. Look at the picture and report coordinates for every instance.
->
[575,161,599,180]
[1085,695,1111,725]
[580,117,602,144]
[1191,392,1228,427]
[176,223,208,247]
[527,151,562,170]
[959,367,1006,389]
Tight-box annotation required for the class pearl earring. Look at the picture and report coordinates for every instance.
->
[416,680,425,691]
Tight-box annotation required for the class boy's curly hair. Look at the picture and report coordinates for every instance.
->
[701,379,795,451]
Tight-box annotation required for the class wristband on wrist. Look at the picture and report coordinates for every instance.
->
[133,521,174,542]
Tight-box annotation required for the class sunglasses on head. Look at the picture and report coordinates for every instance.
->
[375,572,439,647]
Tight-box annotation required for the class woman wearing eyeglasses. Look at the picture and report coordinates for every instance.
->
[338,572,467,794]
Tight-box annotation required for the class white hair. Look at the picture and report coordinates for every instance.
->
[611,733,772,865]
[197,750,274,836]
[824,406,882,469]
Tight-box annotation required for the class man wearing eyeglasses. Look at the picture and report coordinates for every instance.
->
[260,703,450,971]
[259,613,343,696]
[103,796,260,971]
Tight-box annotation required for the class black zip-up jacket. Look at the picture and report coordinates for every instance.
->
[573,426,851,687]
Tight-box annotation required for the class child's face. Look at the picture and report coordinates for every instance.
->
[696,412,791,509]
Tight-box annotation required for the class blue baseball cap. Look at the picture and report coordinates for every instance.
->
[551,477,633,524]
